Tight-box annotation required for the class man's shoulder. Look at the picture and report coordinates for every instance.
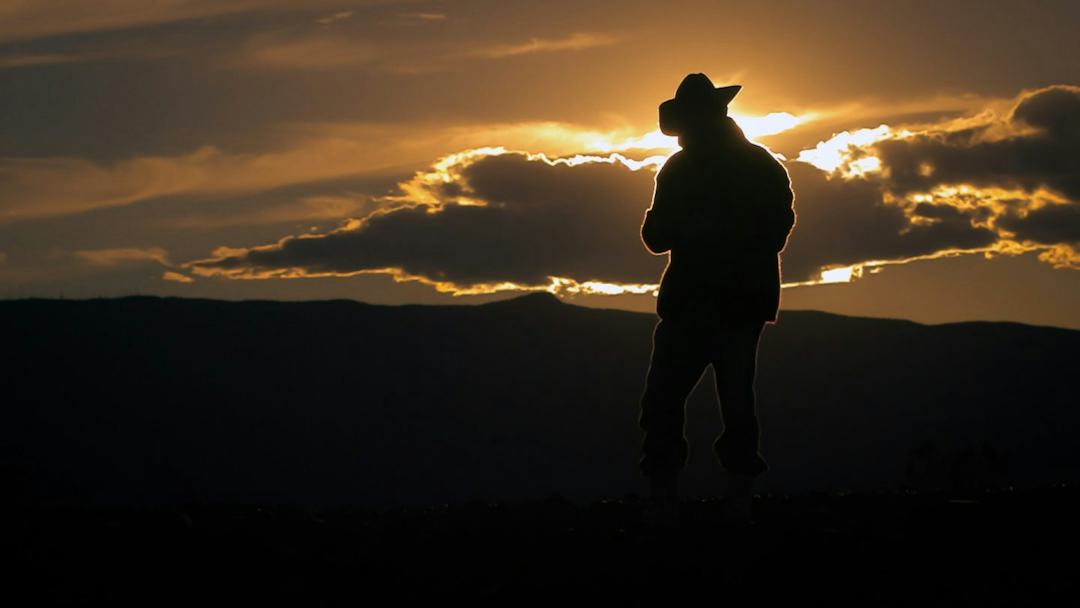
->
[733,142,788,180]
[658,150,688,170]
[735,140,778,162]
[655,150,690,182]
[750,142,786,167]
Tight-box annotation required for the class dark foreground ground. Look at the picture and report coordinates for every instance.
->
[13,484,1078,606]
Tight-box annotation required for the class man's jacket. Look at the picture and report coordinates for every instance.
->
[640,120,795,323]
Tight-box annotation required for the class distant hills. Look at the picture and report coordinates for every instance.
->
[2,293,1077,508]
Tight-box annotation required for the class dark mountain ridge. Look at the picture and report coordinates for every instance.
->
[2,293,1076,508]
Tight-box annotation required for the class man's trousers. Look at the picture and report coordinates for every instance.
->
[638,315,769,480]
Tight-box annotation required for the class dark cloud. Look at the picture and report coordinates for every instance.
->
[778,164,998,281]
[192,150,1005,288]
[185,86,1080,291]
[877,85,1080,200]
[913,202,966,220]
[1011,85,1080,137]
[195,154,667,287]
[997,203,1080,248]
[864,85,1080,266]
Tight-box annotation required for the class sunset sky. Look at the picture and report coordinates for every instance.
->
[2,0,1078,328]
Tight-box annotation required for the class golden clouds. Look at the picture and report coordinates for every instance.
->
[0,108,814,224]
[184,148,668,292]
[3,72,1076,304]
[0,1,357,44]
[582,110,816,155]
[795,125,910,177]
[180,84,1080,299]
[167,195,372,230]
[188,260,661,298]
[732,112,818,142]
[0,132,432,222]
[472,33,618,59]
[0,53,89,68]
[74,247,170,266]
[782,85,1080,276]
[235,27,618,72]
[1,144,372,221]
[397,12,447,22]
[162,271,195,283]
[316,11,354,25]
[241,34,377,69]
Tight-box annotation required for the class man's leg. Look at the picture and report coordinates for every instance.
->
[638,318,709,482]
[711,321,768,477]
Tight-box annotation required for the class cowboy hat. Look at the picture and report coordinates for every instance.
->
[658,73,741,136]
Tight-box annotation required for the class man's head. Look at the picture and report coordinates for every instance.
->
[659,73,741,137]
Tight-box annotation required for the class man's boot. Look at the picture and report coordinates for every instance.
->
[721,471,756,526]
[642,471,681,528]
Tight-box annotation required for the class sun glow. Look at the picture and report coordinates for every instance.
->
[524,151,668,171]
[200,108,1011,298]
[780,239,1057,289]
[795,125,913,177]
[547,277,659,296]
[782,264,866,287]
[585,129,678,153]
[731,111,816,140]
[819,265,860,283]
[580,111,816,156]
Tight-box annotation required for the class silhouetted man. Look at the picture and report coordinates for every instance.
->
[638,73,795,527]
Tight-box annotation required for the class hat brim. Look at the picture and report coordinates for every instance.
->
[658,85,742,136]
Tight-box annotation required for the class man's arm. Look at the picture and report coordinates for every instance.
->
[640,160,683,254]
[755,152,796,253]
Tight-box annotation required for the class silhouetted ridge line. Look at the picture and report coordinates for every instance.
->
[1,296,1076,509]
[484,291,565,308]
[1,295,1074,331]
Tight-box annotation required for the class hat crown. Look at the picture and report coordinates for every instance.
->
[675,73,717,102]
[657,73,742,136]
